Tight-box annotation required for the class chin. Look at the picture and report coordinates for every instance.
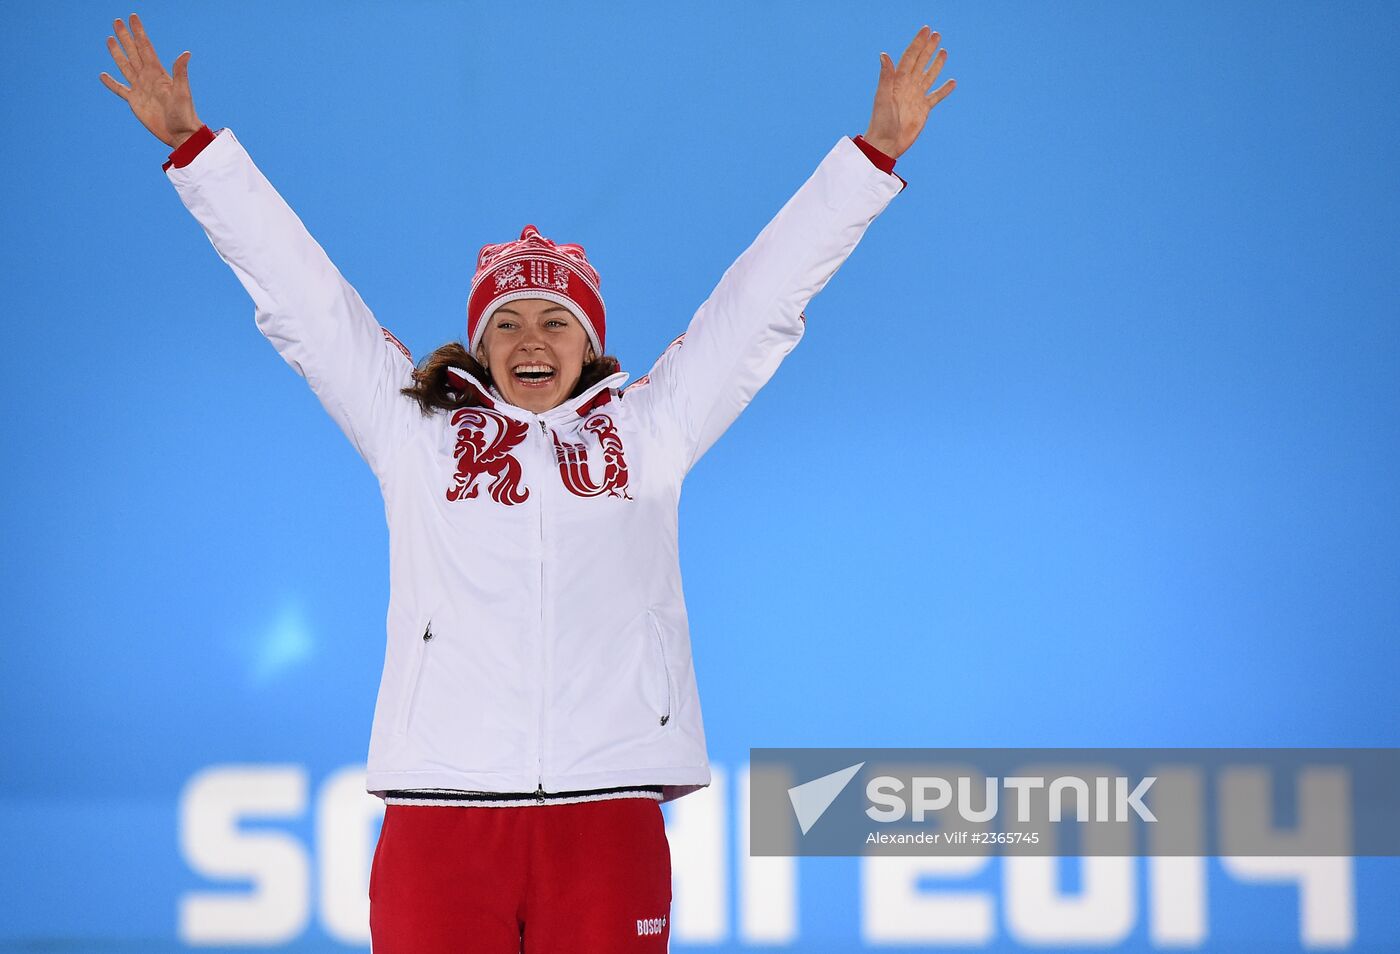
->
[509,387,563,413]
[503,376,582,413]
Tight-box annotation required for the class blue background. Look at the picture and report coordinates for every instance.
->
[2,0,1397,949]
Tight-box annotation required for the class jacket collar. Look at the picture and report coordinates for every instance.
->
[445,366,630,423]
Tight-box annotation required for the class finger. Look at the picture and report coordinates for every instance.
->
[925,78,956,109]
[916,32,942,75]
[114,17,144,71]
[894,25,929,74]
[908,27,938,76]
[128,13,167,75]
[920,48,948,92]
[173,50,191,87]
[105,34,136,84]
[895,26,929,74]
[98,71,131,101]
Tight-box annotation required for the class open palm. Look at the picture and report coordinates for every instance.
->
[98,13,203,148]
[864,25,956,160]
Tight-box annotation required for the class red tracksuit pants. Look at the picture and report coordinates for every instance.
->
[369,797,672,952]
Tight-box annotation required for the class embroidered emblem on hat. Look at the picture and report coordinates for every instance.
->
[529,261,570,293]
[493,262,527,293]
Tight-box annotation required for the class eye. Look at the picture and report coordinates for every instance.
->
[496,320,517,330]
[546,319,567,328]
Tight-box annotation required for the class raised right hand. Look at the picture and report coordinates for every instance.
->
[99,13,203,149]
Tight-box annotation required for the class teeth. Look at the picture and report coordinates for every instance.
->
[513,362,556,385]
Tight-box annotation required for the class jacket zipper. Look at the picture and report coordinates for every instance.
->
[648,610,673,726]
[401,618,433,733]
[536,415,549,801]
[418,378,626,799]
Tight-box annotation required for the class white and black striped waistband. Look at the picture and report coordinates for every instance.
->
[383,784,664,808]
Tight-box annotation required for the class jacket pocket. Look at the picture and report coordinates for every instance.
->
[646,608,673,727]
[397,610,437,735]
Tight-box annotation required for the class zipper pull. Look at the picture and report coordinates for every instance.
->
[537,417,547,435]
[423,623,433,642]
[534,782,546,803]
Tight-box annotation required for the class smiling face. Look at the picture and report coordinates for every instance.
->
[475,298,596,413]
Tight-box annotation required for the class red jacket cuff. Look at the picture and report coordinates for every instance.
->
[851,135,908,192]
[852,135,896,172]
[161,124,216,172]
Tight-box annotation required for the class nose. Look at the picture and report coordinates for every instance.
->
[515,331,547,354]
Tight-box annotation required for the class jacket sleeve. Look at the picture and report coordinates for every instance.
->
[629,135,905,472]
[163,126,421,478]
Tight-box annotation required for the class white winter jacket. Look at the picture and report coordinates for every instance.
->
[165,127,903,802]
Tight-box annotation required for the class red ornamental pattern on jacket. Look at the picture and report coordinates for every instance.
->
[553,412,631,499]
[446,408,531,505]
[445,409,631,505]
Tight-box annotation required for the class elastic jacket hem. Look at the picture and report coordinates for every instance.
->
[367,765,712,804]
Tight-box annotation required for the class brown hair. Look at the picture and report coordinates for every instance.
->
[399,340,623,416]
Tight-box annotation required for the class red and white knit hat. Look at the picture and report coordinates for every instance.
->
[466,224,606,357]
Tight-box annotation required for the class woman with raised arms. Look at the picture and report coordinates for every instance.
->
[101,12,954,951]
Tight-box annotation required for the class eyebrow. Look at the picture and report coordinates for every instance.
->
[494,305,572,317]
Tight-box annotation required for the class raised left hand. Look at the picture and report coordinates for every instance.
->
[863,25,956,160]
